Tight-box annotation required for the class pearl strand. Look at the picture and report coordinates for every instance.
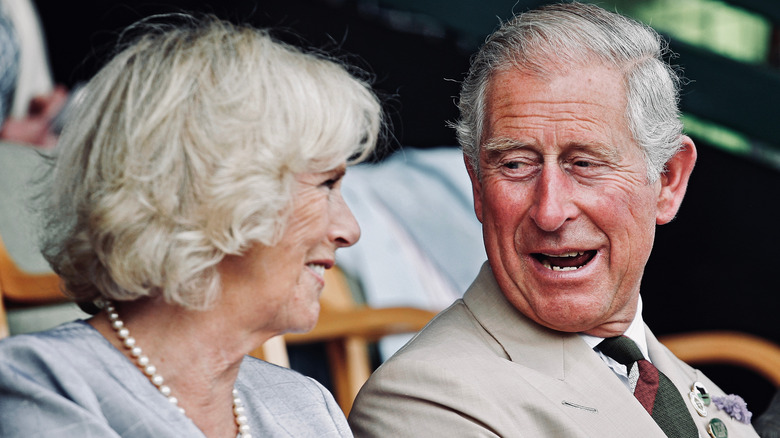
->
[104,301,252,438]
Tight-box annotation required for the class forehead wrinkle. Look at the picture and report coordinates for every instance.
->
[487,97,623,131]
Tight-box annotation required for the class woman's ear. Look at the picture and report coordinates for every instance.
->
[656,136,697,225]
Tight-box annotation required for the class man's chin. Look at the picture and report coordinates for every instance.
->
[533,309,634,336]
[528,304,621,334]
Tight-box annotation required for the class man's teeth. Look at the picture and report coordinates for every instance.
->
[539,251,588,271]
[540,260,581,271]
[542,251,584,258]
[308,264,325,276]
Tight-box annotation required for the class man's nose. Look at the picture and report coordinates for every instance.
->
[329,192,361,248]
[529,165,578,232]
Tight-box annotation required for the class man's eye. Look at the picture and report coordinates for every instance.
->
[504,161,523,170]
[573,160,592,168]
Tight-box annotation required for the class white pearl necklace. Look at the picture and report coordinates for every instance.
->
[104,301,252,438]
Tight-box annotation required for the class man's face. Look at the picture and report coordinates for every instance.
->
[470,64,666,336]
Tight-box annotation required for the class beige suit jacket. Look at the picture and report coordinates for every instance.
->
[349,263,760,437]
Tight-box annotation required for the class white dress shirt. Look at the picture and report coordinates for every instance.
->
[579,296,650,390]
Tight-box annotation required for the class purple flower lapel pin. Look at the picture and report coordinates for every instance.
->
[712,394,753,424]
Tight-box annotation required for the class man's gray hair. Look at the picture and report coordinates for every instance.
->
[454,2,683,182]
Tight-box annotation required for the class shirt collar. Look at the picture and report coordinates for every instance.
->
[579,295,650,361]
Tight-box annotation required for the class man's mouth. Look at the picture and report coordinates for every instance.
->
[532,250,596,272]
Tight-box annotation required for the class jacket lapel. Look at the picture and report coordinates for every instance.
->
[463,263,667,437]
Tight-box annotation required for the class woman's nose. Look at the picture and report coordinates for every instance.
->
[329,192,361,248]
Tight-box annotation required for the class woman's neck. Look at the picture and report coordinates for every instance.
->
[88,298,252,438]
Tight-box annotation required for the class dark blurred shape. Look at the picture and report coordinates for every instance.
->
[34,0,471,155]
[756,389,780,438]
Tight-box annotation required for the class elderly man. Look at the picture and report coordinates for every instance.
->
[349,3,760,437]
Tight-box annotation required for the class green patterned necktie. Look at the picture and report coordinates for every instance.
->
[598,336,698,437]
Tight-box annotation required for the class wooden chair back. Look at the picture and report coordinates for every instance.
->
[0,286,8,339]
[0,234,67,339]
[0,234,65,303]
[660,331,780,387]
[251,266,437,414]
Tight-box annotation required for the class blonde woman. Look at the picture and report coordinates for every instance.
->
[0,14,381,437]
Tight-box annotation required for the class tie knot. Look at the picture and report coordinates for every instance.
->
[598,336,645,365]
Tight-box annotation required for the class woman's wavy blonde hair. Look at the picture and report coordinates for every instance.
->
[41,14,382,311]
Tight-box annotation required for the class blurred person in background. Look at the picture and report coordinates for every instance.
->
[0,0,68,147]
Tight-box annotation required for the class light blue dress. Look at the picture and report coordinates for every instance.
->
[0,321,352,437]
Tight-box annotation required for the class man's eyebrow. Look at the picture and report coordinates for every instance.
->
[483,136,625,161]
[482,137,532,152]
[565,141,623,161]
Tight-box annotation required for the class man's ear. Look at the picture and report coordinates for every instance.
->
[464,154,484,223]
[656,136,697,225]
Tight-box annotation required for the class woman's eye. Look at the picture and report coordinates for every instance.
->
[321,178,339,189]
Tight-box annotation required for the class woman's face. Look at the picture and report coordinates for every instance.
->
[219,164,359,336]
